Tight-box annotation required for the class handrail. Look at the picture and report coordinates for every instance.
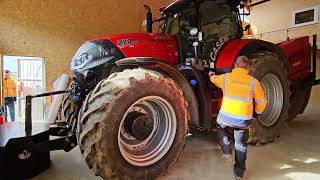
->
[244,22,320,40]
[25,90,67,134]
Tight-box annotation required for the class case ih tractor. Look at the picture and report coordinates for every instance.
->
[26,0,318,179]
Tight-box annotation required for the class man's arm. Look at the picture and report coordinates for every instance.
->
[209,74,224,89]
[253,80,267,114]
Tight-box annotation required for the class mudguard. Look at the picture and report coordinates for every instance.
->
[278,36,312,80]
[215,39,288,73]
[116,57,200,127]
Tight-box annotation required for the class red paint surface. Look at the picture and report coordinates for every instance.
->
[0,116,4,125]
[279,36,312,80]
[215,39,253,69]
[87,33,311,81]
[88,33,178,65]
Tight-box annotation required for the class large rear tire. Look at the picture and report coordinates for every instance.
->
[248,52,290,144]
[77,68,188,179]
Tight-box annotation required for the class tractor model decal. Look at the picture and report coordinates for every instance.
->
[117,38,134,47]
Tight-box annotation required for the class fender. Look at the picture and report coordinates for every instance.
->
[116,57,200,127]
[215,39,288,73]
[279,36,312,80]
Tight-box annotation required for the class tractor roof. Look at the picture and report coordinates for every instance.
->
[162,0,245,15]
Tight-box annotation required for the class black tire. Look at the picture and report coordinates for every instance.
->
[288,86,312,121]
[248,52,290,144]
[61,94,73,124]
[77,68,188,179]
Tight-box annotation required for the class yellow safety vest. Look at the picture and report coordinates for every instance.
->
[210,68,267,125]
[4,78,16,97]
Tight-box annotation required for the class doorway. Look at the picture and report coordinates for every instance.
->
[2,55,45,122]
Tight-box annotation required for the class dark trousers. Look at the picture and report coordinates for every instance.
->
[4,97,15,122]
[217,121,249,177]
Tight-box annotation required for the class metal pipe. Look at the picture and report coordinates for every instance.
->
[144,5,153,33]
[24,90,67,134]
[244,23,319,39]
[32,90,67,98]
[312,34,317,80]
[25,95,33,135]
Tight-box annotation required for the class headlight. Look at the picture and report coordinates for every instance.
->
[71,39,123,71]
[71,40,125,89]
[72,53,93,70]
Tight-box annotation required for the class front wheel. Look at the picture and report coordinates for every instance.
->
[77,69,188,179]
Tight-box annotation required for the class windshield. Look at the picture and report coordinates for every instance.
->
[163,7,196,34]
[200,1,241,40]
[163,1,241,39]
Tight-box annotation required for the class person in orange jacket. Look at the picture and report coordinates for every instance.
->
[209,56,267,180]
[3,70,16,122]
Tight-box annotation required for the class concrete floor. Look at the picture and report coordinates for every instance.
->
[32,86,320,180]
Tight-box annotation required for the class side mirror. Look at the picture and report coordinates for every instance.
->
[244,24,251,31]
[144,5,153,33]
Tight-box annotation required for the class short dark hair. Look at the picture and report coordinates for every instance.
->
[4,70,10,73]
[235,56,251,69]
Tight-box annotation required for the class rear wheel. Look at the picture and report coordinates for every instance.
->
[248,52,290,144]
[77,69,188,179]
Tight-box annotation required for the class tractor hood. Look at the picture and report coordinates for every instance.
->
[70,33,178,88]
[87,33,179,65]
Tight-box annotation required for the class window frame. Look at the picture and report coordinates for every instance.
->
[292,5,320,27]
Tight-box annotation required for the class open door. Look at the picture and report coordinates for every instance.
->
[2,56,45,122]
[17,58,45,122]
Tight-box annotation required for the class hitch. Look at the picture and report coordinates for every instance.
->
[0,90,77,179]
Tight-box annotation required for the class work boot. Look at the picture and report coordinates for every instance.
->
[234,173,243,180]
[221,154,232,162]
[233,169,244,180]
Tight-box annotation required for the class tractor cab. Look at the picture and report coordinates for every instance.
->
[150,0,245,66]
[162,0,243,38]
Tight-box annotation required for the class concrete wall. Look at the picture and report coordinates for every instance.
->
[249,0,320,43]
[0,0,172,91]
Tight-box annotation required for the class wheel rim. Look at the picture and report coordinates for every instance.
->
[118,96,177,167]
[258,74,284,127]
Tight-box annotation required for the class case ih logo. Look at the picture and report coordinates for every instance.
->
[153,35,172,41]
[210,34,229,61]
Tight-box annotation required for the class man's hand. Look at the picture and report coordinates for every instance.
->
[208,71,215,77]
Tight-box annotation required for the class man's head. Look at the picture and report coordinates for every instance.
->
[4,70,11,79]
[235,56,251,70]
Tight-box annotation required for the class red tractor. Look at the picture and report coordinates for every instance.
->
[58,0,318,179]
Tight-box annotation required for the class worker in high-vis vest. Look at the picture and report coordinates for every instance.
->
[3,70,16,122]
[209,56,267,180]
